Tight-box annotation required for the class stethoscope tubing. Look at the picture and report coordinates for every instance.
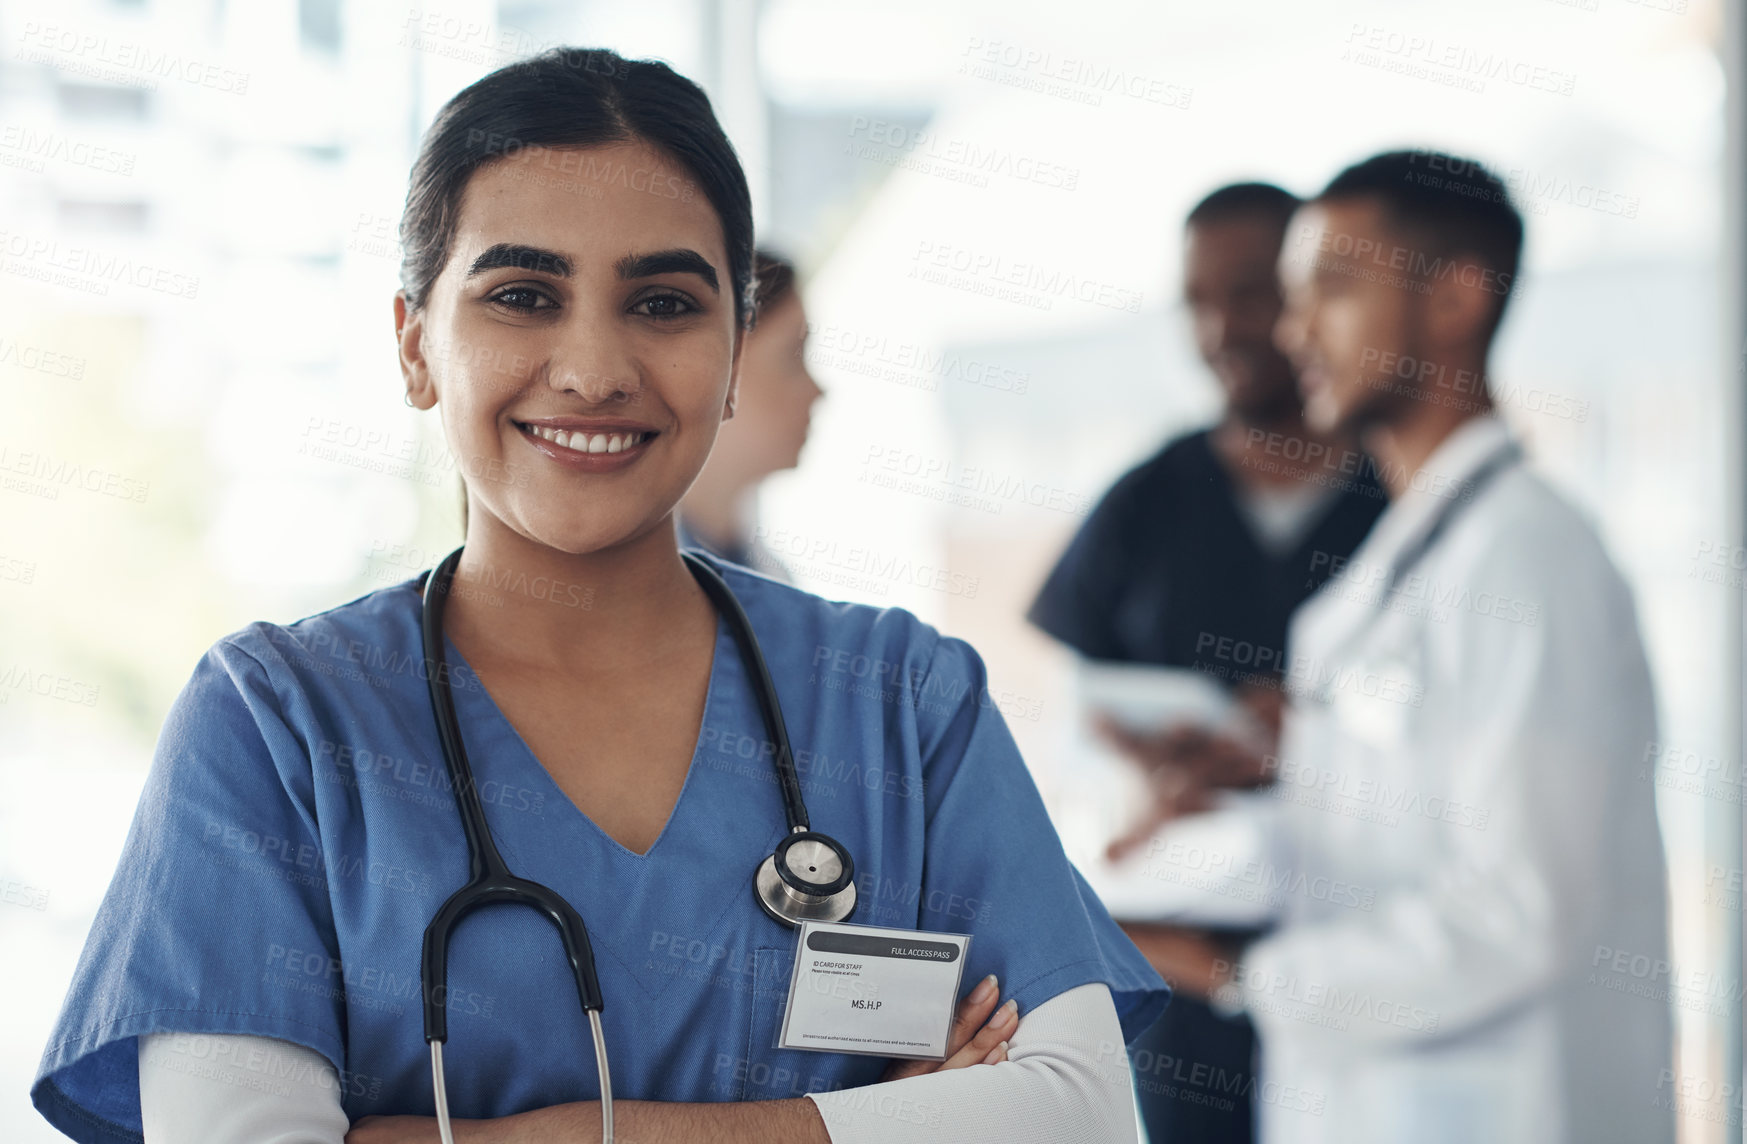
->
[415,544,856,1143]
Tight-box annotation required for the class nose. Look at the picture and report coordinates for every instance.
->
[1272,299,1307,362]
[1197,308,1231,354]
[543,314,642,405]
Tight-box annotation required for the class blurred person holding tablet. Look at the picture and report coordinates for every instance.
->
[1129,151,1672,1144]
[1028,182,1386,1144]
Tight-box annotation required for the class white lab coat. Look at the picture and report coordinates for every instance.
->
[1241,416,1672,1144]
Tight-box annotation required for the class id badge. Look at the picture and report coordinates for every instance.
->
[777,920,972,1060]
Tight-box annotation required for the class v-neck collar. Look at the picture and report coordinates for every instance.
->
[437,609,732,862]
[1189,430,1343,564]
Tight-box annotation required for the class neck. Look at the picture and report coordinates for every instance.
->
[1363,362,1495,498]
[442,512,714,676]
[1214,402,1354,490]
[678,472,755,557]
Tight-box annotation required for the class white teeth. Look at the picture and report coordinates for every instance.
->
[524,425,647,454]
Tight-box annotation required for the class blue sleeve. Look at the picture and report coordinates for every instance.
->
[31,636,347,1144]
[912,634,1170,1045]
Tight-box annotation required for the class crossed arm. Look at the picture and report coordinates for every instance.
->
[140,982,1136,1144]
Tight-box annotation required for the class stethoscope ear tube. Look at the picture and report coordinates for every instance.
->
[418,547,606,1047]
[681,551,811,834]
[421,877,607,1045]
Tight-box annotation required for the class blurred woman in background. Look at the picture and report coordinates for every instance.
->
[678,249,822,578]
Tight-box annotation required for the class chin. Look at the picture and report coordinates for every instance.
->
[1302,391,1344,436]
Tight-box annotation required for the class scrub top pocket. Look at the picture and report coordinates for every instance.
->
[740,945,879,1102]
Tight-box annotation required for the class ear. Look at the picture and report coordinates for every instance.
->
[394,291,438,410]
[722,321,747,421]
[1423,253,1498,352]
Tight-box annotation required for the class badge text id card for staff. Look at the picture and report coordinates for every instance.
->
[777,920,973,1060]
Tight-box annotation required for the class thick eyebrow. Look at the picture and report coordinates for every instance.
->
[465,243,572,279]
[616,249,719,293]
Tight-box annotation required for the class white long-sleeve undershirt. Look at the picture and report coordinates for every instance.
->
[138,982,1140,1143]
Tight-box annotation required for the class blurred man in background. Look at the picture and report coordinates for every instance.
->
[1148,151,1671,1143]
[1027,182,1386,1144]
[678,250,822,577]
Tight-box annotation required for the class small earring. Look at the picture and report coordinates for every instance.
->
[403,392,416,408]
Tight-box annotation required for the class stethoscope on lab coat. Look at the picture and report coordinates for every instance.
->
[1305,438,1522,707]
[417,545,859,1144]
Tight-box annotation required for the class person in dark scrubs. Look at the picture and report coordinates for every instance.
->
[1027,182,1387,1144]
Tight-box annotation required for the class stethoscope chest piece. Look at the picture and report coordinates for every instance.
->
[754,829,858,926]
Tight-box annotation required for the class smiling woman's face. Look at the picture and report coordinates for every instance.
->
[395,139,742,556]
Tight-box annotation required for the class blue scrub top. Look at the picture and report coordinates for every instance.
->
[33,553,1169,1142]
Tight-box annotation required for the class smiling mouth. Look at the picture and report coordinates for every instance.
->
[515,422,656,456]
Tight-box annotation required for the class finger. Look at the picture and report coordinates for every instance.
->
[939,997,1018,1071]
[945,974,1000,1055]
[883,974,999,1082]
[1105,807,1167,862]
[980,1040,1009,1065]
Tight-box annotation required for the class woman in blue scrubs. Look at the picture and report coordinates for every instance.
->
[31,47,1169,1143]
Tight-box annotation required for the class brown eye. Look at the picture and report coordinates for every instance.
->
[633,292,697,319]
[490,287,555,312]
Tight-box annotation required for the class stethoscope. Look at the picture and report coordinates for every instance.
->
[417,544,859,1144]
[1304,438,1522,707]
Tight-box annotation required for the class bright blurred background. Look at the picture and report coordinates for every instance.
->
[0,0,1740,1140]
